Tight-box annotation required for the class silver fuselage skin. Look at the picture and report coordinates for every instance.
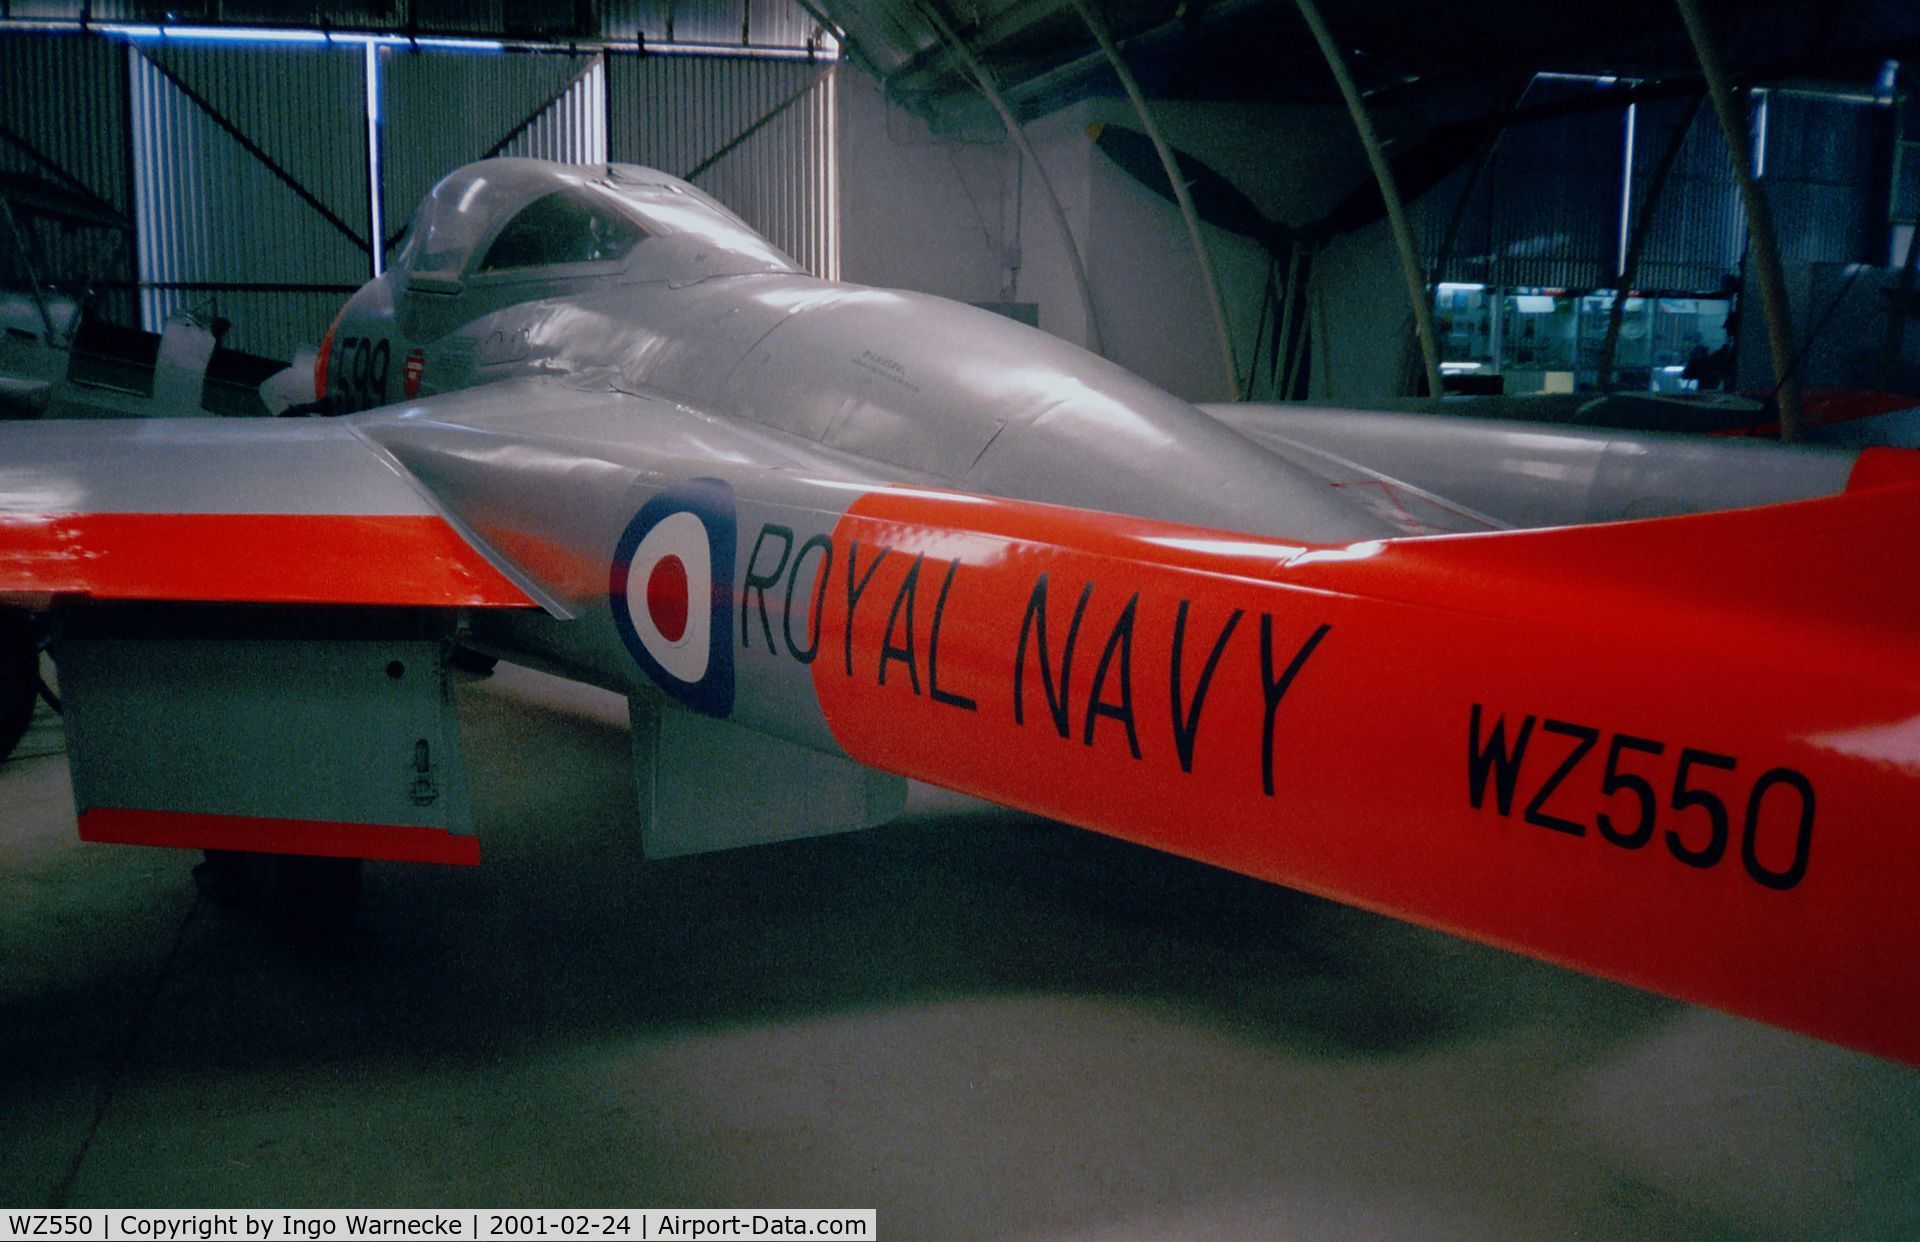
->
[331,163,1387,545]
[318,160,1391,722]
[316,160,1855,732]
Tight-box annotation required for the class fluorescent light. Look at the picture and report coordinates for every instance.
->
[68,22,829,59]
[102,23,330,43]
[642,40,832,61]
[405,36,507,51]
[1618,103,1636,279]
[366,43,384,280]
[1535,70,1643,86]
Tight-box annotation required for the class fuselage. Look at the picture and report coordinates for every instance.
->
[308,158,1415,733]
[15,159,1920,1063]
[323,158,1389,546]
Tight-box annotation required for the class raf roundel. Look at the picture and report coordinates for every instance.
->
[646,553,690,643]
[609,478,736,717]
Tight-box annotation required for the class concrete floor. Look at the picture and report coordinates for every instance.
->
[2,661,1917,1238]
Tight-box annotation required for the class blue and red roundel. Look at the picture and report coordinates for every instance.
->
[609,478,735,717]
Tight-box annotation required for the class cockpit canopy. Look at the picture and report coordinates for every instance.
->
[475,187,647,272]
[392,158,800,288]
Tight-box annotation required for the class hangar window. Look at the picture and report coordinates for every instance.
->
[478,190,645,273]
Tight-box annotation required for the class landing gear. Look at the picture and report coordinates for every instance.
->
[193,850,363,939]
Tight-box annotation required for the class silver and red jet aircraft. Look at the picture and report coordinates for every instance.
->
[3,158,1918,1064]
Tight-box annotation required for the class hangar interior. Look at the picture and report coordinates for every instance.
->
[4,0,1916,409]
[3,0,1920,1233]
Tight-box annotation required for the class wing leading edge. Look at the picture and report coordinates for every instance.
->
[0,418,533,609]
[0,416,535,868]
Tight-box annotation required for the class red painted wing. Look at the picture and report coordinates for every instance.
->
[811,449,1920,1063]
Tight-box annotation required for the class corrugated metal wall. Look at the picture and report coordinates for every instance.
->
[1762,93,1891,267]
[83,0,396,21]
[1895,90,1920,230]
[609,56,838,277]
[0,32,138,326]
[1485,84,1627,289]
[1418,150,1492,286]
[378,48,600,257]
[601,0,832,49]
[499,57,610,165]
[1424,86,1893,298]
[129,43,370,359]
[405,2,514,35]
[746,0,827,49]
[27,0,830,48]
[1629,95,1745,294]
[1418,83,1628,290]
[5,15,842,366]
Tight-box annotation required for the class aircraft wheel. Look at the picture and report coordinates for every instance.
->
[0,609,37,762]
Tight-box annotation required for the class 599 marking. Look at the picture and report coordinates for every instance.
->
[327,334,390,411]
[1467,705,1815,891]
